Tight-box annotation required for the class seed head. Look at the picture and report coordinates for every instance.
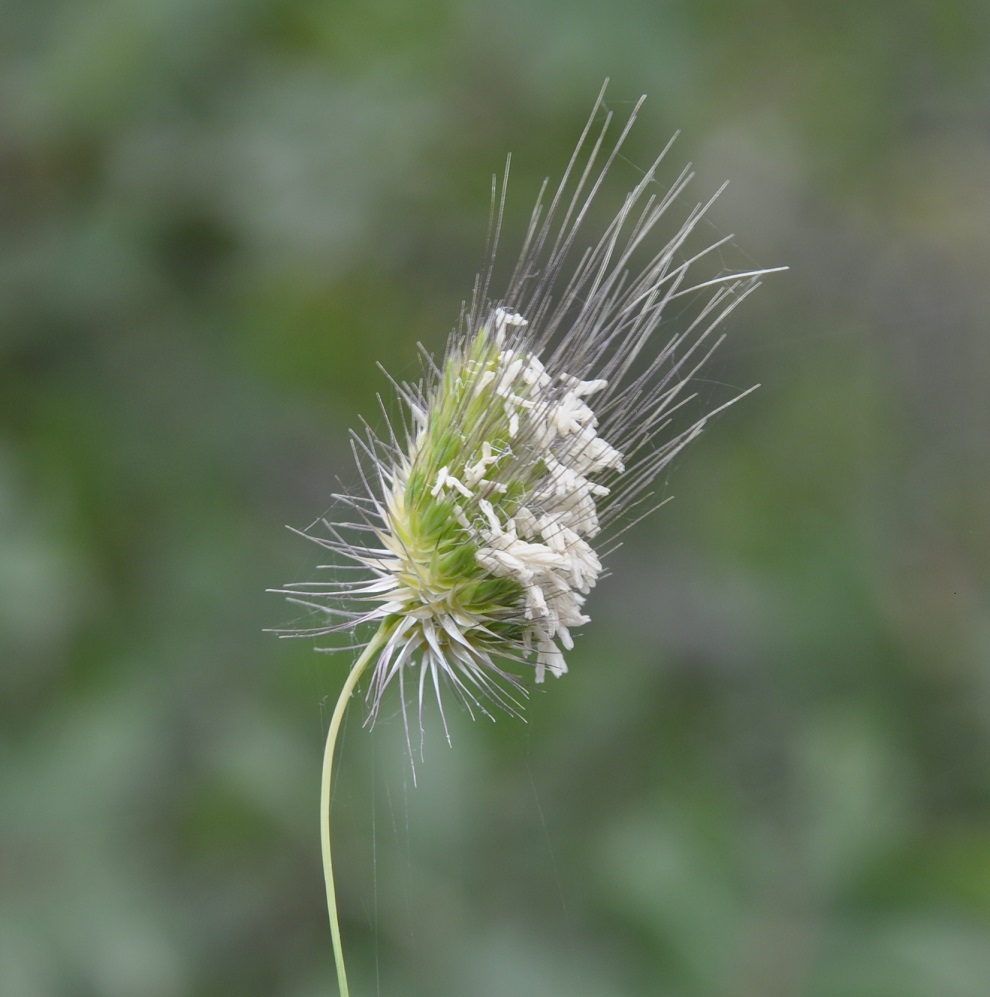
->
[273,87,777,740]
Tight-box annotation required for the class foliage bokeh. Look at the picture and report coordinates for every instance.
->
[2,1,989,995]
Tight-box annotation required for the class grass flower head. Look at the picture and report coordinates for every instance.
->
[271,85,782,997]
[277,90,775,739]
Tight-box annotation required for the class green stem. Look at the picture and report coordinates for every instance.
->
[322,624,389,997]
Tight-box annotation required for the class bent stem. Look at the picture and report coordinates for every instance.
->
[322,624,389,997]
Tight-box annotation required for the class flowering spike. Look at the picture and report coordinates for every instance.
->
[273,90,782,734]
[271,86,784,997]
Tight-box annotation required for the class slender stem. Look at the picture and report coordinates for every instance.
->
[322,624,389,997]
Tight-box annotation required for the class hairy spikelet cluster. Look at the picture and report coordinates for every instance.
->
[273,87,776,737]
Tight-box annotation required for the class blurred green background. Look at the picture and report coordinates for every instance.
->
[2,1,989,995]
